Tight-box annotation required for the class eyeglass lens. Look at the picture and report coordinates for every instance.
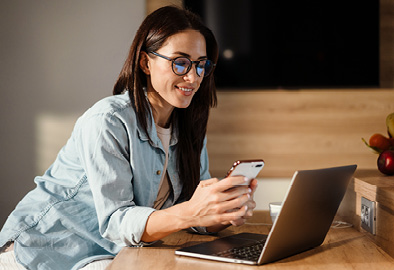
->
[173,57,213,77]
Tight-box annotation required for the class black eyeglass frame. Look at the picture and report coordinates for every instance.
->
[149,51,216,77]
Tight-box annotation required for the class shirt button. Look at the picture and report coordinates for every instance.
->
[156,170,161,175]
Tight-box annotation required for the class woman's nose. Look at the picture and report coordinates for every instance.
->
[182,64,200,82]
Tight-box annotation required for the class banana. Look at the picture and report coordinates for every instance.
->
[387,112,394,138]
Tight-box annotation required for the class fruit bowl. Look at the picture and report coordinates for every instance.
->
[363,113,394,175]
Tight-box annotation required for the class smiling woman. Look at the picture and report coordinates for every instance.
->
[0,5,259,270]
[142,30,208,111]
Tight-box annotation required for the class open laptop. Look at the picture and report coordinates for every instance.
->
[175,164,357,265]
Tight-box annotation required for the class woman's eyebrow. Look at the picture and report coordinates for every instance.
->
[173,51,208,60]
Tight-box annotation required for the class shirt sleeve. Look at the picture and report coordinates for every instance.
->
[75,112,155,247]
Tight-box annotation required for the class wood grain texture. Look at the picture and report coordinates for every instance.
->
[207,90,394,177]
[108,211,394,270]
[337,170,394,259]
[146,0,182,14]
[380,0,394,88]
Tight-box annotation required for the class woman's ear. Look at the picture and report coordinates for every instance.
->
[139,52,150,75]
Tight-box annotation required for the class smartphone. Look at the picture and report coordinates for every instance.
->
[225,159,265,185]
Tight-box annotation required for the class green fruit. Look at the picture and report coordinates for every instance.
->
[387,113,394,138]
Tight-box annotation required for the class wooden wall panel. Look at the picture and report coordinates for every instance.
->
[380,0,394,88]
[146,0,182,14]
[207,90,394,177]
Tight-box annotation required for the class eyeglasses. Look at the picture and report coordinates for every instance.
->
[149,51,215,77]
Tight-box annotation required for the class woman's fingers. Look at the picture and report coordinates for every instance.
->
[226,179,258,220]
[198,178,220,188]
[188,177,259,227]
[224,205,249,224]
[197,177,252,203]
[211,176,250,192]
[221,186,252,201]
[230,218,246,227]
[249,179,258,195]
[220,193,251,212]
[244,199,256,217]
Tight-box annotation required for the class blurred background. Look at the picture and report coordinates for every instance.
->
[0,0,145,227]
[0,0,393,228]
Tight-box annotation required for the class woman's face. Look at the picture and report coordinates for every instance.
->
[143,29,207,110]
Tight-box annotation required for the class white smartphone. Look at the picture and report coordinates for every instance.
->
[225,159,265,185]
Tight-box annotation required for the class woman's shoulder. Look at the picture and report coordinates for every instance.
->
[86,92,134,117]
[75,91,138,129]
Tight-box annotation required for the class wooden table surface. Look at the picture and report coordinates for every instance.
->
[107,211,394,270]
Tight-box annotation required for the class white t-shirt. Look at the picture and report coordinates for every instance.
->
[153,124,172,209]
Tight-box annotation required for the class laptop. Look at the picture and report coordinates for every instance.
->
[175,164,357,265]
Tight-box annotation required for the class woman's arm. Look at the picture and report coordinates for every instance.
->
[141,176,254,242]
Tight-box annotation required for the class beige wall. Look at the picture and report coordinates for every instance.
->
[0,0,145,227]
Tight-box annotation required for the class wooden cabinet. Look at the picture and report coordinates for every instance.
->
[338,169,394,258]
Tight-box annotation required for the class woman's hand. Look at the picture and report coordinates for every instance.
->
[184,176,257,228]
[229,178,258,227]
[141,176,258,242]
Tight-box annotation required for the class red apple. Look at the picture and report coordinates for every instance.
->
[377,150,394,175]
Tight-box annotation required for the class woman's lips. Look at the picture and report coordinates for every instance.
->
[176,86,194,96]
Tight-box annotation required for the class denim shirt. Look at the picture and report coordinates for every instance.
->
[0,92,211,270]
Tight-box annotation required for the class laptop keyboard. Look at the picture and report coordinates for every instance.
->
[213,239,266,261]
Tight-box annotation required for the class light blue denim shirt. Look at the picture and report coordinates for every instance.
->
[0,92,211,270]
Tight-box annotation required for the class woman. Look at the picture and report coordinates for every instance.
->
[0,6,258,270]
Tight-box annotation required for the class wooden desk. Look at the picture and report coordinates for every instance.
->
[107,211,394,270]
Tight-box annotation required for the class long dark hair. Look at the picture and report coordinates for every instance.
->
[113,6,218,200]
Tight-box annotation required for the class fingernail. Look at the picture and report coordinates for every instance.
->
[248,188,252,193]
[244,177,250,182]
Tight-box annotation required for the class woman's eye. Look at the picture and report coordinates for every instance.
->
[197,62,205,69]
[174,58,189,66]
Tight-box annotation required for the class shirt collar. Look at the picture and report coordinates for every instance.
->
[136,99,178,148]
